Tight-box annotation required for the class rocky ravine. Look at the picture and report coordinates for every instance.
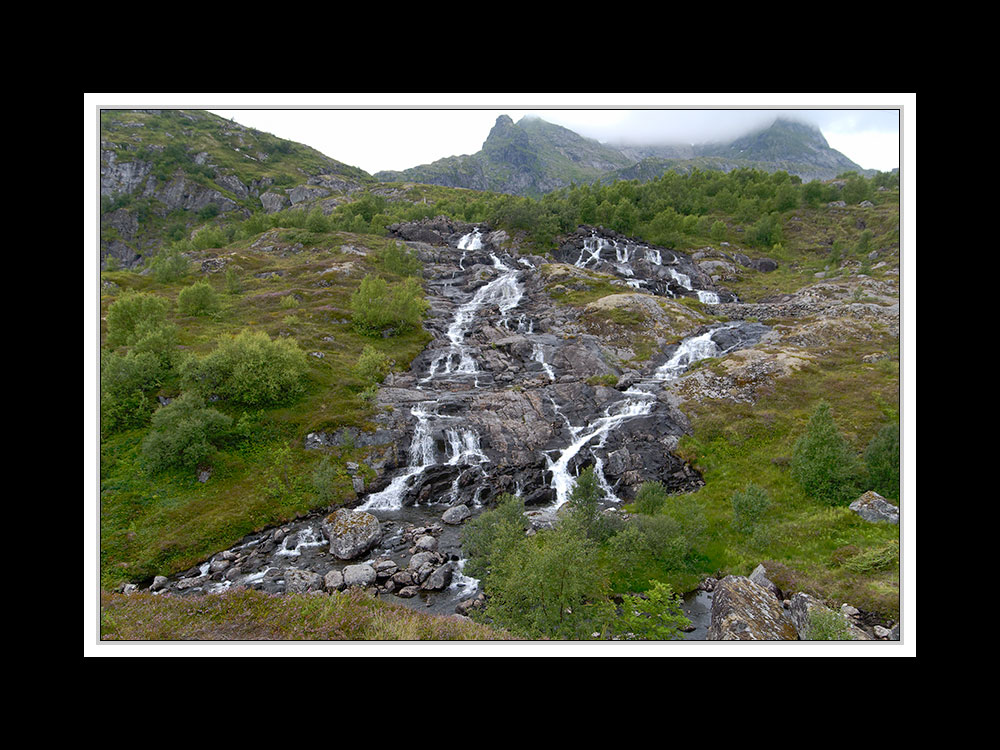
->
[142,218,898,635]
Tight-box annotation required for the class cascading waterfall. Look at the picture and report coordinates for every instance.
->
[424,253,524,380]
[533,343,556,381]
[357,403,437,511]
[457,229,483,251]
[546,323,743,510]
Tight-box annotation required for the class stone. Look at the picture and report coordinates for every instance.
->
[150,575,169,592]
[706,576,798,640]
[849,491,900,524]
[748,564,782,601]
[284,568,323,594]
[320,508,382,560]
[396,586,420,598]
[414,535,438,551]
[342,563,377,588]
[442,504,471,525]
[324,569,345,592]
[421,563,454,591]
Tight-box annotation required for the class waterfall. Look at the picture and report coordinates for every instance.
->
[357,403,437,511]
[546,323,744,510]
[533,343,556,381]
[425,255,523,379]
[457,229,483,251]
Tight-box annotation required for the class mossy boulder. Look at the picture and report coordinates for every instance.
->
[321,509,382,560]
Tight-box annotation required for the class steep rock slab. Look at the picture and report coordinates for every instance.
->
[706,575,798,640]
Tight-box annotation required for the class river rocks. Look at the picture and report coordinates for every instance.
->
[324,570,345,592]
[421,562,454,591]
[442,504,471,525]
[342,563,377,588]
[849,491,899,524]
[321,509,382,560]
[284,568,324,594]
[706,575,798,640]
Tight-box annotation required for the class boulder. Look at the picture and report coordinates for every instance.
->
[849,491,900,524]
[342,563,377,588]
[706,575,798,640]
[748,564,782,601]
[442,504,471,525]
[321,508,382,560]
[284,568,323,594]
[324,569,345,592]
[421,563,454,591]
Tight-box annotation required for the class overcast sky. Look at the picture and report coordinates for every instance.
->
[202,95,901,175]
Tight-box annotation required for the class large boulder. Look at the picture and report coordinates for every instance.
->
[321,509,382,560]
[342,563,377,588]
[706,575,798,640]
[284,568,323,594]
[849,491,899,524]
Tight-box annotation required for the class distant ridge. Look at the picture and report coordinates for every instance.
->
[376,116,871,196]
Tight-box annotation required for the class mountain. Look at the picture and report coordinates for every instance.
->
[374,115,634,197]
[377,116,869,196]
[99,109,373,267]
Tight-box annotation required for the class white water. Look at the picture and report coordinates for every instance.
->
[546,323,742,509]
[533,343,556,381]
[357,403,437,511]
[457,229,483,251]
[424,254,524,379]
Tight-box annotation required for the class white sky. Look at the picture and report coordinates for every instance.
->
[91,93,905,175]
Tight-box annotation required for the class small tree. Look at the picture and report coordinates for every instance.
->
[864,423,900,500]
[792,402,861,505]
[611,580,690,640]
[149,245,190,282]
[353,344,391,385]
[350,275,427,336]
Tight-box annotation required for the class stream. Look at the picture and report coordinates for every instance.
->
[155,225,763,635]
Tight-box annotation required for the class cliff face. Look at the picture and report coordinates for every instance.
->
[99,109,371,267]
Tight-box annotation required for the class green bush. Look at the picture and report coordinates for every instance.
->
[730,483,772,534]
[610,580,690,640]
[225,267,243,295]
[106,291,169,347]
[350,275,427,335]
[149,246,190,282]
[181,329,309,407]
[461,493,528,580]
[864,423,900,500]
[140,392,233,472]
[353,344,391,385]
[177,280,220,316]
[806,607,854,641]
[792,402,862,506]
[378,243,422,277]
[633,481,668,515]
[100,350,165,434]
[312,456,346,504]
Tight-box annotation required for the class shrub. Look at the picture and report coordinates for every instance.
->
[312,456,346,504]
[610,580,690,640]
[633,481,668,515]
[149,246,190,282]
[350,275,427,335]
[140,392,233,472]
[177,280,220,316]
[182,329,309,407]
[191,225,226,250]
[730,483,771,534]
[106,291,169,347]
[279,294,300,309]
[462,493,529,580]
[379,243,422,277]
[353,345,391,385]
[792,402,862,506]
[225,267,243,295]
[806,607,854,641]
[864,422,900,500]
[100,350,165,434]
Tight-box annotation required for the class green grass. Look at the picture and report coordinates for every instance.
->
[99,229,432,589]
[100,588,510,641]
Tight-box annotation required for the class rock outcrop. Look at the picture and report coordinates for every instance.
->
[849,491,900,524]
[706,575,798,640]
